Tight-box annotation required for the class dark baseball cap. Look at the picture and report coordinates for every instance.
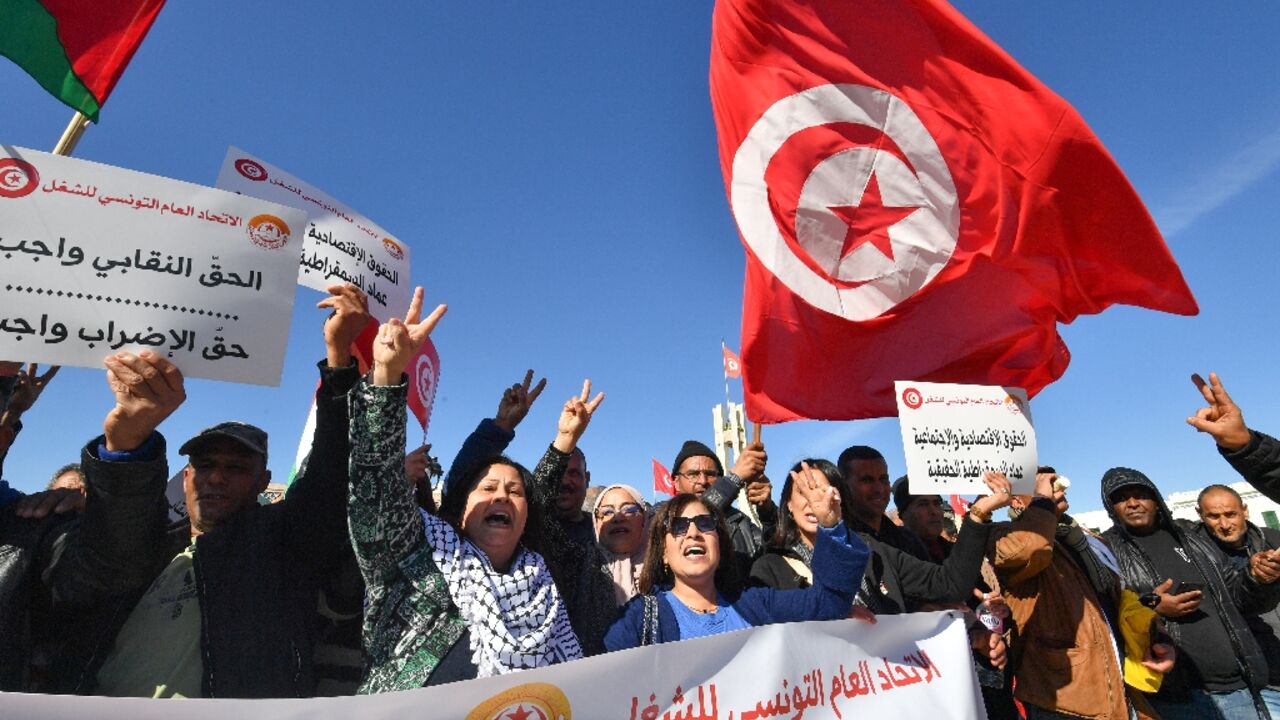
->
[179,421,268,461]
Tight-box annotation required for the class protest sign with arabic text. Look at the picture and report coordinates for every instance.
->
[0,147,306,385]
[895,380,1037,495]
[0,612,982,720]
[215,147,411,320]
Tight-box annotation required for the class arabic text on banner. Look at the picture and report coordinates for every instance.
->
[0,148,307,386]
[895,380,1038,495]
[215,147,411,321]
[0,612,983,720]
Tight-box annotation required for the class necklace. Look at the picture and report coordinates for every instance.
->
[690,604,718,614]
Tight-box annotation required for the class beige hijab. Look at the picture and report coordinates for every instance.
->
[592,484,650,606]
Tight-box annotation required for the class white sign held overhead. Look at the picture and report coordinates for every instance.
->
[215,147,411,320]
[0,147,306,386]
[895,380,1038,495]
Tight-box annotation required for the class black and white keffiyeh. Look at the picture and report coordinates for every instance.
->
[420,510,582,676]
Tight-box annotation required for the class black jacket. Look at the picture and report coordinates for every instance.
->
[1101,469,1270,700]
[51,360,358,698]
[0,508,77,690]
[1221,431,1280,502]
[856,516,992,614]
[1198,521,1280,688]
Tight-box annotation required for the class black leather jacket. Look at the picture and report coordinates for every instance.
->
[1102,470,1270,700]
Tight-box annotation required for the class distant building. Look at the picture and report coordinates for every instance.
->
[1070,481,1280,534]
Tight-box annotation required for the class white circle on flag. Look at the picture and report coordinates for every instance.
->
[731,84,959,321]
[415,353,436,411]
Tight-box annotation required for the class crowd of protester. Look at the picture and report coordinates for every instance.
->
[2,284,1280,720]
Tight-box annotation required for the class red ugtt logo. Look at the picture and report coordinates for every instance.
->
[0,159,40,198]
[901,387,923,410]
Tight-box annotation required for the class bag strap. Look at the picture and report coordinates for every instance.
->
[641,593,659,646]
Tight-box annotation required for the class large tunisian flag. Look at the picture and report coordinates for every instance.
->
[710,0,1198,422]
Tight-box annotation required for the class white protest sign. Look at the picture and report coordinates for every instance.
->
[215,147,411,320]
[895,380,1037,495]
[0,148,306,386]
[0,612,984,720]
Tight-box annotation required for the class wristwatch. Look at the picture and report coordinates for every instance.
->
[1139,592,1161,609]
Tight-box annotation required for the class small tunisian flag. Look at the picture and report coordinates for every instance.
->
[0,0,166,121]
[351,317,441,434]
[653,458,676,497]
[710,0,1197,422]
[722,345,743,379]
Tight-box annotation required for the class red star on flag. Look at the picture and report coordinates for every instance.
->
[827,169,919,262]
[504,705,534,720]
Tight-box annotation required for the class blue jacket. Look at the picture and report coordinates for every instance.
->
[604,521,869,651]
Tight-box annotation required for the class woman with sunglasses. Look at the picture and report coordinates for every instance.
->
[592,484,650,605]
[603,468,870,650]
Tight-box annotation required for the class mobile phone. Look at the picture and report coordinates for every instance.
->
[1173,582,1203,595]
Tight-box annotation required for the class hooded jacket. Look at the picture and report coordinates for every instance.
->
[1100,467,1270,701]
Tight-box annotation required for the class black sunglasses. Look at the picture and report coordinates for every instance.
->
[668,514,717,537]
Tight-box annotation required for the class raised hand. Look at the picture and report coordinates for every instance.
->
[404,444,432,487]
[316,284,371,368]
[969,472,1014,517]
[791,461,841,528]
[745,476,773,506]
[1188,372,1250,452]
[553,379,605,453]
[371,287,447,386]
[0,363,61,426]
[102,350,186,451]
[495,369,547,433]
[732,440,767,486]
[1031,469,1070,516]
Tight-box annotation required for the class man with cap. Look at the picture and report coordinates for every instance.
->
[670,438,776,581]
[837,445,929,561]
[44,284,368,698]
[1103,466,1275,720]
[893,476,950,563]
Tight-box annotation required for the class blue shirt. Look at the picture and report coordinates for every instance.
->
[664,590,750,640]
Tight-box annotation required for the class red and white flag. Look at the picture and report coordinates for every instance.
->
[710,0,1197,422]
[653,458,676,497]
[948,494,971,520]
[351,318,440,434]
[722,345,743,379]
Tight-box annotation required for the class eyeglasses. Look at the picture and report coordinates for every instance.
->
[596,503,643,520]
[668,514,718,537]
[678,469,719,480]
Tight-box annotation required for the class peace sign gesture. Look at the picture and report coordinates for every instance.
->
[1187,372,1251,452]
[495,369,547,433]
[791,461,842,528]
[553,379,605,454]
[371,287,447,386]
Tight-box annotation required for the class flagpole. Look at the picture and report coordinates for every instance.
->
[51,111,90,156]
[721,338,732,412]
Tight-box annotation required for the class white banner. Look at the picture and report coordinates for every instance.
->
[215,147,411,320]
[895,380,1037,495]
[0,148,306,385]
[0,612,983,720]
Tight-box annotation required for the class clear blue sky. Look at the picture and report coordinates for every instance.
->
[2,3,1279,517]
